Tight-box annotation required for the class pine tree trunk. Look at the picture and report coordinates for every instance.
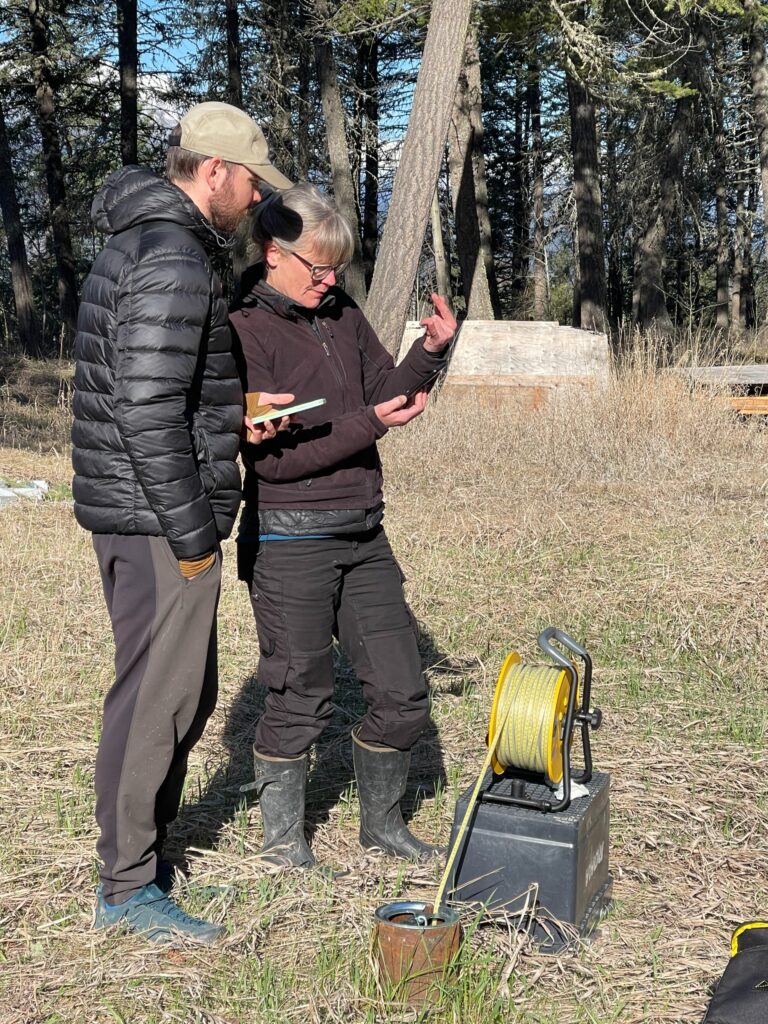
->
[267,0,294,176]
[572,230,581,328]
[732,183,746,329]
[604,122,623,332]
[748,3,768,262]
[743,175,758,327]
[0,97,41,354]
[446,25,494,319]
[463,23,499,316]
[713,39,730,330]
[510,82,528,313]
[530,63,547,321]
[360,37,379,289]
[566,73,606,333]
[430,187,452,299]
[116,0,137,164]
[365,0,474,355]
[313,0,366,305]
[28,0,79,346]
[635,93,692,332]
[296,2,312,180]
[225,0,243,108]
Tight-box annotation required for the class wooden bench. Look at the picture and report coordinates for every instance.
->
[681,365,768,415]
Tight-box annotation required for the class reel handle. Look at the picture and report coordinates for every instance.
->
[537,627,591,672]
[537,627,593,711]
[537,626,598,785]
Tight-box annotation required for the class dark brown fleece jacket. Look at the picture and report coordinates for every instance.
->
[230,282,446,512]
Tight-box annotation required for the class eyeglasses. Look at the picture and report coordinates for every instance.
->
[292,251,348,283]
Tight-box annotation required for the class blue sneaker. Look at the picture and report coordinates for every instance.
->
[94,883,225,945]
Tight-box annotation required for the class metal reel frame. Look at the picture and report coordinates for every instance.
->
[480,627,601,814]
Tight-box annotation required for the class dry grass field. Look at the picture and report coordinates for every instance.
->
[0,353,767,1023]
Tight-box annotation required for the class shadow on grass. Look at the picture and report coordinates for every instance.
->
[172,621,453,862]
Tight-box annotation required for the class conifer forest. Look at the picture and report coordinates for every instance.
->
[2,0,768,356]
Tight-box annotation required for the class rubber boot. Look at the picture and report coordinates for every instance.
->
[246,751,316,868]
[352,729,443,861]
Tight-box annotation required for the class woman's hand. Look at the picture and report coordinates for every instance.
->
[243,391,295,444]
[374,390,428,428]
[420,293,457,353]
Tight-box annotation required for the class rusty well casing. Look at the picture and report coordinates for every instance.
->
[373,901,461,1006]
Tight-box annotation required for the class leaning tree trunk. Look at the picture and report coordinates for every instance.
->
[116,0,137,164]
[225,0,243,108]
[28,0,79,347]
[365,0,474,355]
[313,0,367,305]
[566,73,606,334]
[0,97,41,354]
[444,23,499,319]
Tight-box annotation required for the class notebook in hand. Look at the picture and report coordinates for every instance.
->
[245,393,327,424]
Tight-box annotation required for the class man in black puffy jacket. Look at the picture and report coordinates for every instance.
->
[71,102,292,944]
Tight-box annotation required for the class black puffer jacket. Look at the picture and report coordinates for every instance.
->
[71,166,244,560]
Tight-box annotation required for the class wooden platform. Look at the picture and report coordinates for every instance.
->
[398,320,610,407]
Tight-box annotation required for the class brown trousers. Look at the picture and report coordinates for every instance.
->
[92,534,221,902]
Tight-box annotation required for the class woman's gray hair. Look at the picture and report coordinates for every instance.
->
[251,184,354,265]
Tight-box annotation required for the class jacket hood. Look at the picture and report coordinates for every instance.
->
[91,165,224,246]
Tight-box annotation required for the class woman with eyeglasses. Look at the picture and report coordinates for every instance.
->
[229,183,456,870]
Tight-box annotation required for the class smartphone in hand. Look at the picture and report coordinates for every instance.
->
[402,366,445,398]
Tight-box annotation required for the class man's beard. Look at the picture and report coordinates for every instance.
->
[209,178,246,235]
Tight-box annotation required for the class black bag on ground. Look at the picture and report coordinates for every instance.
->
[703,922,768,1023]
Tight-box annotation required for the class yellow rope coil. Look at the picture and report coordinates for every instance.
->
[489,656,572,784]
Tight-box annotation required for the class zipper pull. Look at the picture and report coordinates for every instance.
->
[322,341,330,356]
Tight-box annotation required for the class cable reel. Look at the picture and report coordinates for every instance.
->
[483,627,603,814]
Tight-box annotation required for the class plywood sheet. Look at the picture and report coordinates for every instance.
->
[399,320,610,381]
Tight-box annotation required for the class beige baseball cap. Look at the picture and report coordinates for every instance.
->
[175,101,293,190]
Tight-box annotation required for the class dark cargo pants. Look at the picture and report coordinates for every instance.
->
[92,534,221,902]
[243,527,428,757]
